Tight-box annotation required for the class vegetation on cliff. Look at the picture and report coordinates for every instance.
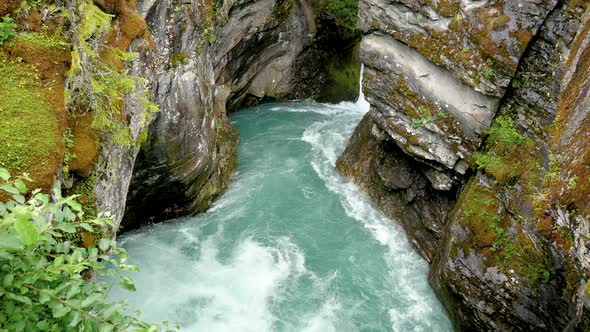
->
[321,0,358,30]
[0,0,165,329]
[0,20,70,192]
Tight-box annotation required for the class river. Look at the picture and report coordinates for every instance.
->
[109,91,452,331]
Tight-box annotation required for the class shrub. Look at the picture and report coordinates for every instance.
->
[323,0,358,29]
[0,169,174,331]
[474,116,527,184]
[0,15,16,46]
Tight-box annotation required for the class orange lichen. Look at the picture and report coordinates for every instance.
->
[0,0,19,17]
[511,29,534,53]
[96,0,152,69]
[82,231,98,248]
[69,114,98,177]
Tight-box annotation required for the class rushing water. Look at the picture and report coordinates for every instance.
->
[109,94,452,331]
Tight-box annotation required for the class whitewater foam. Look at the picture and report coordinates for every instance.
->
[110,92,450,331]
[300,101,449,332]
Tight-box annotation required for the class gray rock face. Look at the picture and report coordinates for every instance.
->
[213,0,361,110]
[121,0,237,229]
[429,3,590,330]
[94,81,154,228]
[356,0,558,185]
[359,0,558,96]
[338,0,558,261]
[362,32,499,173]
[340,0,590,330]
[120,0,360,228]
[213,0,307,111]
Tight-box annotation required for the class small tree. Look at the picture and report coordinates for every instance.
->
[0,15,16,46]
[0,168,174,331]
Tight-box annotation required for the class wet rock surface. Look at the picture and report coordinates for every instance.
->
[120,0,361,229]
[339,0,590,330]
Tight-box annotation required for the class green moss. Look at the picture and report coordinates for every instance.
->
[0,15,16,46]
[170,52,189,68]
[17,30,68,50]
[272,0,295,23]
[456,178,555,289]
[0,56,59,173]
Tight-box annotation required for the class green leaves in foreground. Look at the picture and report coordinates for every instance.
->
[0,170,177,331]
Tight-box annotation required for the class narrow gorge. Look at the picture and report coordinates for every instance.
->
[1,0,590,331]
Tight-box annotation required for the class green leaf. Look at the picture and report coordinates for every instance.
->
[35,321,50,330]
[81,292,102,308]
[119,275,136,292]
[0,184,19,195]
[98,238,111,251]
[13,194,25,204]
[0,168,10,181]
[101,303,124,319]
[3,273,14,287]
[88,247,98,259]
[0,250,12,259]
[52,304,71,318]
[66,199,82,212]
[55,223,77,233]
[66,284,80,299]
[0,233,24,250]
[68,311,82,327]
[79,222,93,232]
[7,292,31,304]
[99,324,114,332]
[39,291,50,304]
[14,218,39,247]
[13,180,27,194]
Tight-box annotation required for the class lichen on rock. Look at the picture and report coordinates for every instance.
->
[339,0,590,330]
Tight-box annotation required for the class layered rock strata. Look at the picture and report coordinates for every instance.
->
[339,0,590,329]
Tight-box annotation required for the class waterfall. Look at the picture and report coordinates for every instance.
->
[355,63,371,113]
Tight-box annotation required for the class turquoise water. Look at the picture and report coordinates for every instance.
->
[110,97,452,331]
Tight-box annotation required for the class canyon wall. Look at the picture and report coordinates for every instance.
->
[121,0,361,229]
[0,0,360,230]
[338,0,590,330]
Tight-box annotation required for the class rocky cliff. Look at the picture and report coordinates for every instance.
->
[120,0,361,229]
[0,0,361,230]
[338,0,590,330]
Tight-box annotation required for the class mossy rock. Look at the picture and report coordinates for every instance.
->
[0,33,70,192]
[69,114,98,177]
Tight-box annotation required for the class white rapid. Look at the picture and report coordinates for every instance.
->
[109,70,452,331]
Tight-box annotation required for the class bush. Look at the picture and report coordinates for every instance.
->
[0,169,174,331]
[323,0,358,29]
[474,116,526,184]
[0,15,17,46]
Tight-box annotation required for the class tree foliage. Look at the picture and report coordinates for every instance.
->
[0,169,174,331]
[323,0,358,30]
[0,15,17,46]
